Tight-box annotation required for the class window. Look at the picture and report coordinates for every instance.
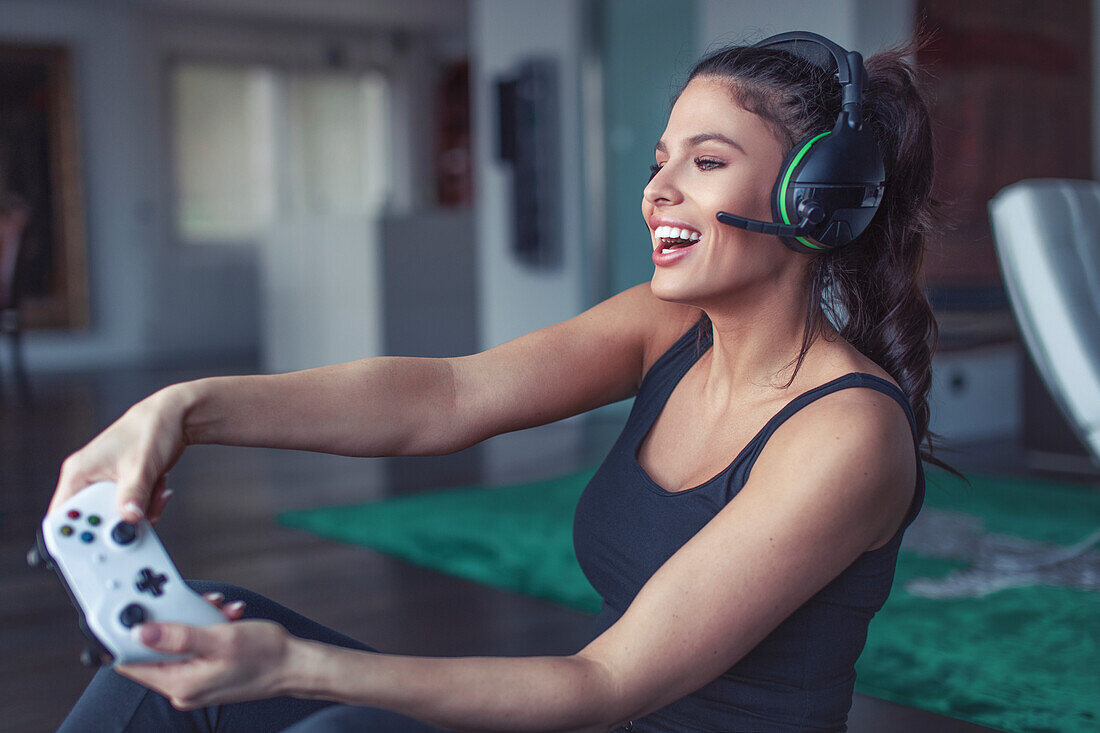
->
[170,62,389,243]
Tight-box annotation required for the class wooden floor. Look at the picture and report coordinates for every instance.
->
[3,363,1068,732]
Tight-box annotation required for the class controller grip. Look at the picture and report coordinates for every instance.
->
[31,527,114,666]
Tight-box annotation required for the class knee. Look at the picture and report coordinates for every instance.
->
[185,579,249,600]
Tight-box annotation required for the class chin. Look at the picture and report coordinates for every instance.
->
[649,274,701,306]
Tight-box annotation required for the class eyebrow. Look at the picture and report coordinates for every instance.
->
[654,133,746,155]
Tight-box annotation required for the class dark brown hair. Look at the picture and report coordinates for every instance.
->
[682,33,962,477]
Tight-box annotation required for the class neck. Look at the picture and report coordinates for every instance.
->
[697,281,835,404]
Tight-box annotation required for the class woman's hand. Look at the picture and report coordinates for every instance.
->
[49,384,194,523]
[115,595,294,710]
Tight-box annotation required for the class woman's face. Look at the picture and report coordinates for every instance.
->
[642,76,797,308]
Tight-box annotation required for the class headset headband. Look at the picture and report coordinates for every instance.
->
[754,31,868,127]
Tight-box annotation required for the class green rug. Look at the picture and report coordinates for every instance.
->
[277,466,1100,733]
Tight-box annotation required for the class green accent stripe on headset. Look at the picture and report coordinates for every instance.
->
[780,131,831,250]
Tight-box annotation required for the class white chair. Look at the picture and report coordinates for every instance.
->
[988,178,1100,467]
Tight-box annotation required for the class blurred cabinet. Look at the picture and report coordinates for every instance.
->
[929,341,1021,444]
[1021,357,1099,474]
[379,208,476,359]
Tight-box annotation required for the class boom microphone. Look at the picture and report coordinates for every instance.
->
[716,212,808,237]
[716,199,826,239]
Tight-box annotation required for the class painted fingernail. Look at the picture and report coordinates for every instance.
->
[123,502,145,520]
[226,601,245,613]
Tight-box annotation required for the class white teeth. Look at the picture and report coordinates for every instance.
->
[654,224,701,240]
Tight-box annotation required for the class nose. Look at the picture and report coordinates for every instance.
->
[643,164,683,207]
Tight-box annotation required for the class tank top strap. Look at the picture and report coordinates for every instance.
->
[625,318,711,443]
[638,316,710,391]
[769,372,919,445]
[738,371,925,530]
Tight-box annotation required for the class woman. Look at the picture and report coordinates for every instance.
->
[50,32,953,733]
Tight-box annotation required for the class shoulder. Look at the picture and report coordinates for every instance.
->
[746,376,918,551]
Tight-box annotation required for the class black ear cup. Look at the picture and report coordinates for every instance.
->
[755,32,887,254]
[771,118,885,253]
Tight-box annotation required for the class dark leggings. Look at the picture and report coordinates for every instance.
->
[57,580,449,732]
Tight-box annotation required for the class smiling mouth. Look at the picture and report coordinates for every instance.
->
[654,225,701,252]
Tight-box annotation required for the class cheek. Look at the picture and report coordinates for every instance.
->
[720,175,776,221]
[696,165,763,207]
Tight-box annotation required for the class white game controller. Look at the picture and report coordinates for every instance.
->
[31,480,226,666]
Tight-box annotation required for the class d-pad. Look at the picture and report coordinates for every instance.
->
[135,567,168,597]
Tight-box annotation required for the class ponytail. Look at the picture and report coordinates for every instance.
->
[841,38,960,476]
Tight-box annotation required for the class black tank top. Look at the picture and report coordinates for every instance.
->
[572,318,925,732]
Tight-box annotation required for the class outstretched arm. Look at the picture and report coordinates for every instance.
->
[51,284,674,522]
[118,386,916,732]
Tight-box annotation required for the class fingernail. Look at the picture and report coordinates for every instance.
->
[226,601,245,613]
[205,592,224,603]
[131,624,161,645]
[161,489,174,502]
[123,502,145,520]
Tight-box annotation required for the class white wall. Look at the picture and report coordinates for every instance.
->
[698,0,914,55]
[470,0,587,353]
[855,0,915,54]
[697,0,859,50]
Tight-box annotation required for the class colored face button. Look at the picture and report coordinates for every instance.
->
[60,525,74,537]
[67,510,81,519]
[88,515,101,526]
[80,532,94,543]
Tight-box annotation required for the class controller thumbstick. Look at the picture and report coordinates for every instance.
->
[118,603,147,629]
[111,521,138,546]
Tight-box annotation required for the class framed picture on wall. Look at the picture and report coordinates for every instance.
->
[0,43,88,330]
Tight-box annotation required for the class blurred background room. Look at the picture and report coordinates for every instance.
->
[1,0,1098,731]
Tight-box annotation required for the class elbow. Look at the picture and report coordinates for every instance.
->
[570,653,640,733]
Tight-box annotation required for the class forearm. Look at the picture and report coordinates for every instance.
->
[285,641,625,733]
[166,357,461,457]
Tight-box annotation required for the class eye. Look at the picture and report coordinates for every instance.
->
[695,157,724,171]
[648,163,663,181]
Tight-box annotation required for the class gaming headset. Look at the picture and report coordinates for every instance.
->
[713,31,886,254]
